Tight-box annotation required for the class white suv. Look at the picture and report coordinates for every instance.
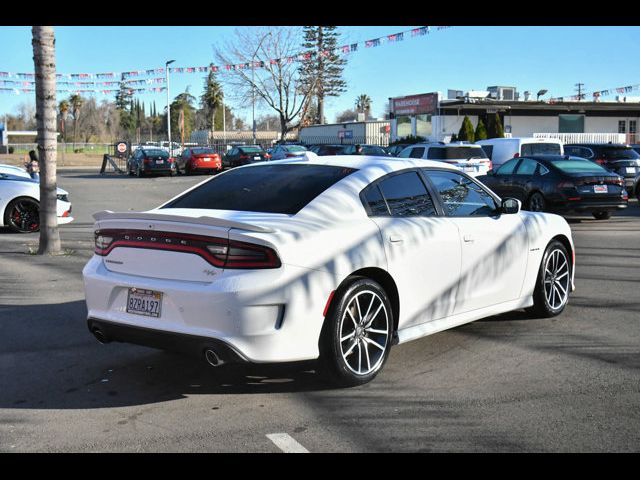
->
[397,142,492,176]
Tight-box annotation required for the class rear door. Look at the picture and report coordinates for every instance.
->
[510,157,539,201]
[423,169,528,315]
[364,170,461,327]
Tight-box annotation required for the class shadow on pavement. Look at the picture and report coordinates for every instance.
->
[0,300,336,411]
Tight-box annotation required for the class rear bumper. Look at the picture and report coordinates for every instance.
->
[87,318,247,364]
[551,200,627,213]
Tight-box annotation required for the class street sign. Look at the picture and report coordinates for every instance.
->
[115,141,129,158]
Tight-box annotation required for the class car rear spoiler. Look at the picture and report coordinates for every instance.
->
[92,210,276,233]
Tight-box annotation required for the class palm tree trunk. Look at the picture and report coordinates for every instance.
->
[32,26,61,254]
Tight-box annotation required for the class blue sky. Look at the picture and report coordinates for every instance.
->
[1,26,640,125]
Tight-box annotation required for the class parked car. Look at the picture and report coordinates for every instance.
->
[630,144,640,155]
[0,163,31,179]
[564,143,640,196]
[177,147,222,175]
[384,144,412,157]
[475,137,564,168]
[477,155,628,219]
[223,145,270,169]
[342,144,389,156]
[269,144,308,160]
[1,172,73,233]
[84,153,575,387]
[633,173,640,201]
[397,142,492,176]
[307,144,348,156]
[128,148,176,177]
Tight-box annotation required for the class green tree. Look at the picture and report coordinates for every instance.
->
[115,79,135,139]
[298,26,347,125]
[201,65,224,137]
[170,92,197,144]
[475,118,488,141]
[457,115,475,142]
[58,99,69,142]
[494,113,505,138]
[355,94,372,118]
[69,93,83,150]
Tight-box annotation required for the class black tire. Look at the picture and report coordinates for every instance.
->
[526,191,546,212]
[4,197,40,233]
[592,211,611,220]
[318,277,393,387]
[527,240,571,318]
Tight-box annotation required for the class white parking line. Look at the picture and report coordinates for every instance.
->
[266,433,310,453]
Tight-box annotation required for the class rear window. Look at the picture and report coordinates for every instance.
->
[162,164,358,214]
[143,149,169,157]
[598,147,640,160]
[191,148,216,155]
[362,146,387,155]
[285,145,307,153]
[549,158,609,174]
[239,146,264,154]
[427,146,488,160]
[521,143,561,156]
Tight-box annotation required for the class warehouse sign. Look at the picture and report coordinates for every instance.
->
[392,92,438,115]
[338,130,353,139]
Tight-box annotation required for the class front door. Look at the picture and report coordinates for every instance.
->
[423,169,529,315]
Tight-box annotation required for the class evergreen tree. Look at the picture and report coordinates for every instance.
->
[475,118,488,140]
[494,113,505,138]
[200,65,224,135]
[298,26,347,125]
[457,116,475,142]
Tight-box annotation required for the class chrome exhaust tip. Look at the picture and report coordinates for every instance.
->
[204,348,223,367]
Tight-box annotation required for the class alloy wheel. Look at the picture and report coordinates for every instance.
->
[338,290,390,376]
[543,249,570,310]
[8,199,40,232]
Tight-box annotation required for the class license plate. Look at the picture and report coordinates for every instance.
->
[594,185,608,193]
[156,159,164,164]
[254,156,261,160]
[126,288,162,318]
[203,158,211,162]
[626,167,637,174]
[463,166,477,172]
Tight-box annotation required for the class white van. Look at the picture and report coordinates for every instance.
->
[475,137,564,169]
[397,142,492,176]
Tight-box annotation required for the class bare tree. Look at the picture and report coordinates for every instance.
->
[32,26,61,254]
[214,27,317,140]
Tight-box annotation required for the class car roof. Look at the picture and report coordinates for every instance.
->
[406,143,483,148]
[565,143,631,148]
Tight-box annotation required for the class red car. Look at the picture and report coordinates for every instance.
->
[178,147,222,175]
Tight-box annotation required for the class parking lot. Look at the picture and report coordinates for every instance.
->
[1,169,639,452]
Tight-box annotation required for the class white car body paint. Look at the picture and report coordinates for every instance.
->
[0,164,31,179]
[0,174,73,226]
[83,153,575,363]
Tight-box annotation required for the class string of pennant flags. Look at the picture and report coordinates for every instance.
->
[0,26,449,96]
[549,83,640,103]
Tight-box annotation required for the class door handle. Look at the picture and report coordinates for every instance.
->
[463,234,474,243]
[389,234,404,244]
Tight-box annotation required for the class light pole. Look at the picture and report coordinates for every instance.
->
[165,59,175,156]
[252,32,271,145]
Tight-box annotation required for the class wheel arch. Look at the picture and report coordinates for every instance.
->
[3,195,40,228]
[550,234,574,268]
[329,267,400,339]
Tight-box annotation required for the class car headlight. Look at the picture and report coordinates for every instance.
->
[57,194,69,202]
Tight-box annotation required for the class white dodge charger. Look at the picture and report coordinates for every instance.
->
[83,153,575,386]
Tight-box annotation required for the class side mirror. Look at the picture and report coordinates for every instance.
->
[501,197,521,214]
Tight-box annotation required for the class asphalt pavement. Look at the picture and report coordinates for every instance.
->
[0,169,638,452]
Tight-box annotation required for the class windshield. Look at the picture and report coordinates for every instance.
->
[550,158,609,174]
[521,143,562,156]
[162,164,358,214]
[285,145,307,152]
[427,146,488,160]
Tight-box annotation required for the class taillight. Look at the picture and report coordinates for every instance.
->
[513,153,520,158]
[595,158,606,165]
[265,153,272,159]
[168,157,174,163]
[239,154,249,160]
[143,158,151,165]
[285,153,297,158]
[94,229,281,269]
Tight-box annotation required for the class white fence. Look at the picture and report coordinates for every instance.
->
[534,133,627,144]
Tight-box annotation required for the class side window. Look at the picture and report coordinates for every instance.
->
[480,144,493,159]
[425,170,498,217]
[363,185,389,216]
[409,147,425,159]
[582,148,595,159]
[539,164,550,175]
[376,171,437,217]
[564,146,580,156]
[495,158,519,175]
[229,148,238,156]
[398,147,412,158]
[515,158,537,176]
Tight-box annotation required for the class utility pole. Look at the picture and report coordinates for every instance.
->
[575,83,585,101]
